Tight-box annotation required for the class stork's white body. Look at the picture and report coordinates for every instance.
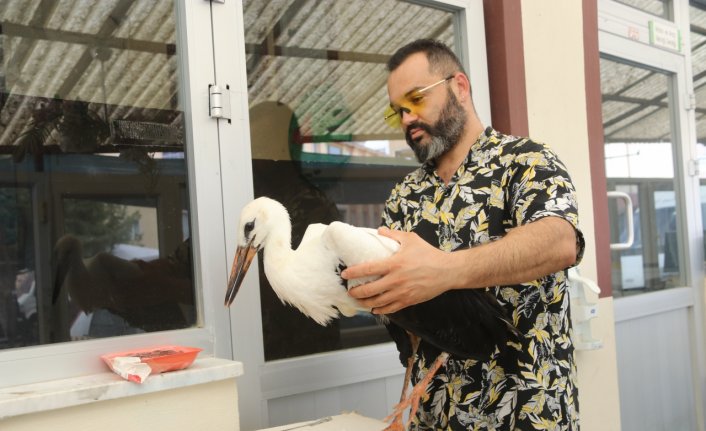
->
[230,197,399,326]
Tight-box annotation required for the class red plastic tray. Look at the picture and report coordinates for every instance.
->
[101,345,202,374]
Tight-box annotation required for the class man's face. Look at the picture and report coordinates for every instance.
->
[15,272,29,292]
[387,53,466,163]
[404,88,466,163]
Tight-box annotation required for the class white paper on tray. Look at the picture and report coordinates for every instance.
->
[107,356,152,383]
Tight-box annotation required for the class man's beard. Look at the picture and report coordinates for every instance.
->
[405,90,467,164]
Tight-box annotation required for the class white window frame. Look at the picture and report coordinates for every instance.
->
[599,0,706,425]
[213,1,491,428]
[0,0,234,389]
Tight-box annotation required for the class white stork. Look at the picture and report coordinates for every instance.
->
[225,197,518,430]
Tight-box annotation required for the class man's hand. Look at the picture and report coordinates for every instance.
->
[342,217,578,315]
[343,227,454,315]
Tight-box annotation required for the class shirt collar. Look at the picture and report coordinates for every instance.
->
[421,126,496,174]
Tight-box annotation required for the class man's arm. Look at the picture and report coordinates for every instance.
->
[344,216,578,315]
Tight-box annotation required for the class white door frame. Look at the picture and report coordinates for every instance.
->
[598,0,706,427]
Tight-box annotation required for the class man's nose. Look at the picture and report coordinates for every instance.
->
[400,109,417,126]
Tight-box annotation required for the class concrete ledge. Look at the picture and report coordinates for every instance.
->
[0,357,243,419]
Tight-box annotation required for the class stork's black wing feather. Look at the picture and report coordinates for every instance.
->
[387,288,519,362]
[385,319,415,366]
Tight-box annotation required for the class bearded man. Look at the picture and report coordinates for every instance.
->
[344,39,584,431]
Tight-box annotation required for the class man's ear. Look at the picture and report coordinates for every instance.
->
[452,73,472,102]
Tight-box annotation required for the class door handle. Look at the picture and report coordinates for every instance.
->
[607,191,634,250]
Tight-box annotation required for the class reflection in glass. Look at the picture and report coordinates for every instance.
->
[692,6,706,146]
[691,5,706,272]
[0,187,34,347]
[615,0,672,19]
[601,56,684,296]
[243,0,456,360]
[0,1,195,350]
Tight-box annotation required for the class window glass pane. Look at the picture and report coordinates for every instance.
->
[0,0,195,350]
[615,0,672,19]
[601,56,685,296]
[691,5,706,273]
[243,0,456,360]
[693,6,706,151]
[0,187,34,347]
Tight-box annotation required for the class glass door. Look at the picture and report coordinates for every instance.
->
[598,1,706,429]
[215,0,492,428]
[243,0,461,362]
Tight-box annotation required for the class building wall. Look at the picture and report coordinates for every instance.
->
[521,1,622,430]
[1,379,240,431]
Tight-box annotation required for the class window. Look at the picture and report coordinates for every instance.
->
[601,56,686,296]
[243,0,458,360]
[0,1,196,351]
[690,4,706,273]
[615,0,673,19]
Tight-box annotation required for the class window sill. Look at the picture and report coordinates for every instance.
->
[0,357,243,420]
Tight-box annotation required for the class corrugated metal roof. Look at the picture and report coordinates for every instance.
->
[0,0,456,155]
[0,0,179,154]
[243,0,454,140]
[600,56,671,143]
[2,0,704,155]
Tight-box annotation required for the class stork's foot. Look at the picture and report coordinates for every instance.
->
[383,420,406,431]
[383,352,450,430]
[382,382,421,431]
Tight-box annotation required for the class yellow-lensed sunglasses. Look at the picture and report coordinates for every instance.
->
[383,75,454,129]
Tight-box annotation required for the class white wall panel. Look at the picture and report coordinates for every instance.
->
[615,305,695,431]
[267,373,405,427]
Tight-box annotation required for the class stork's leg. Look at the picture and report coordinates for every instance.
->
[384,334,420,431]
[384,350,450,430]
[406,352,449,425]
[398,334,420,403]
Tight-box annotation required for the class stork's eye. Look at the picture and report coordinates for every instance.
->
[244,220,255,238]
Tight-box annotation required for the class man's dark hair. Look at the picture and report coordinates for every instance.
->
[387,39,466,77]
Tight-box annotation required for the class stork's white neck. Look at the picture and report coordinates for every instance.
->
[261,216,296,303]
[260,204,294,259]
[264,222,292,253]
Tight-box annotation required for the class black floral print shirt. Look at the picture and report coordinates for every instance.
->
[382,127,585,430]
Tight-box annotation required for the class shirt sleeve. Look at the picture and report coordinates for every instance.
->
[381,182,403,230]
[508,141,585,265]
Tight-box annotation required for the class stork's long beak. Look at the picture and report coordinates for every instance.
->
[224,238,259,306]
